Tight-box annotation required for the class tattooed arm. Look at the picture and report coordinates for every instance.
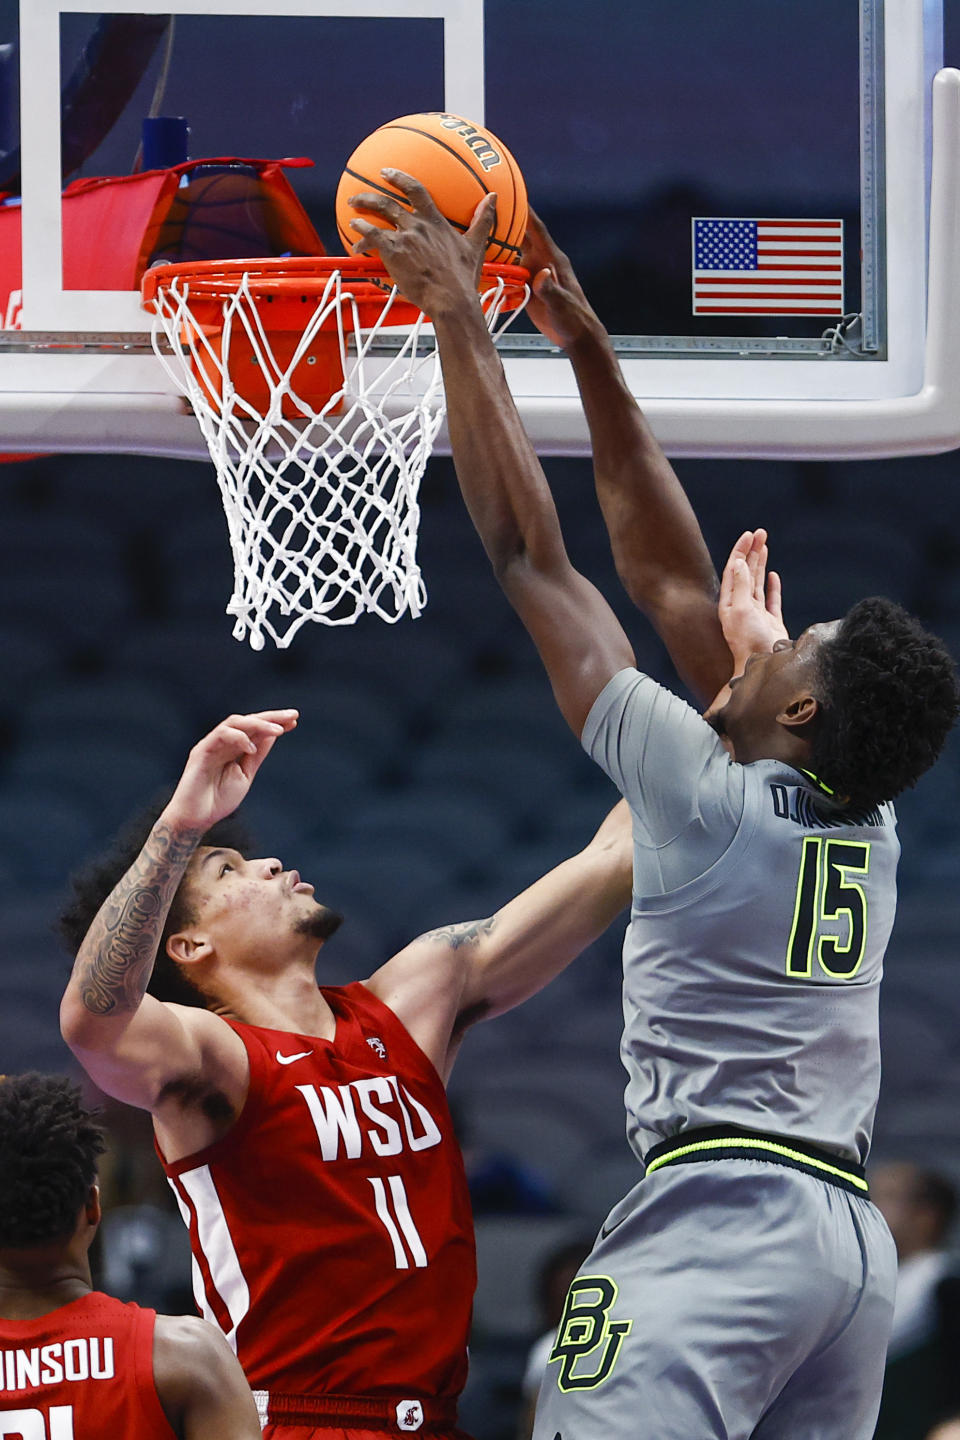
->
[71,819,201,1018]
[60,712,297,1114]
[59,818,214,1112]
[365,802,633,1078]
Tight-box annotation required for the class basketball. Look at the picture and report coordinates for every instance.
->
[335,112,527,266]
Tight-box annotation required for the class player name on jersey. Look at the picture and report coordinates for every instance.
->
[295,1075,442,1162]
[768,782,886,830]
[0,1338,115,1390]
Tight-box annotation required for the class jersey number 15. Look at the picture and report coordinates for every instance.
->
[786,838,871,979]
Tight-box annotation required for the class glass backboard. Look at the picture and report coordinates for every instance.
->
[0,0,958,459]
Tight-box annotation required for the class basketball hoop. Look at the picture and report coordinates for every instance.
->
[141,255,529,649]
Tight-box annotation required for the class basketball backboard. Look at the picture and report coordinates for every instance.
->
[0,0,958,459]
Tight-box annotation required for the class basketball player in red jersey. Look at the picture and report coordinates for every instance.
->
[58,709,633,1438]
[0,1071,262,1440]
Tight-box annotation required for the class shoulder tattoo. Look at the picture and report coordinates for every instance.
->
[422,916,496,950]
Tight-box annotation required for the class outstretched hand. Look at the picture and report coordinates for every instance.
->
[347,169,495,316]
[162,710,298,834]
[717,529,788,675]
[520,210,600,351]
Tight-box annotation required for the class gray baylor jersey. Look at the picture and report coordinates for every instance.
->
[583,668,900,1166]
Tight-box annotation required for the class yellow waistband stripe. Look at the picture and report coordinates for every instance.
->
[646,1135,869,1192]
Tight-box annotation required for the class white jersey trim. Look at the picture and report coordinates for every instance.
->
[171,1165,251,1353]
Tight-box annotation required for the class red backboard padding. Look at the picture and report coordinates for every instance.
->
[63,169,175,290]
[0,156,324,328]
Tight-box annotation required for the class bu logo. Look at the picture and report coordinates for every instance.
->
[396,1399,424,1430]
[548,1276,632,1392]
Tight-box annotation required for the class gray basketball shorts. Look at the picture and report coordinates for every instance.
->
[531,1159,896,1440]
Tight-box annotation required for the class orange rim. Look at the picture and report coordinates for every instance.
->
[142,255,529,326]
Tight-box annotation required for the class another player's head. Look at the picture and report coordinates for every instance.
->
[59,803,343,1011]
[925,1416,960,1440]
[712,597,959,808]
[870,1161,958,1262]
[0,1073,105,1258]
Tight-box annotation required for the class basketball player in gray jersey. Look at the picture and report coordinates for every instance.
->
[350,177,960,1440]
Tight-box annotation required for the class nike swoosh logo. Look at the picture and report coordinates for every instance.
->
[275,1049,312,1065]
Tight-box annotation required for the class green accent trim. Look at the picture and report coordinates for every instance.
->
[786,835,821,977]
[549,1275,633,1393]
[799,768,835,795]
[817,839,871,978]
[645,1135,869,1192]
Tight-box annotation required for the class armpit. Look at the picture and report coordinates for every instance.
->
[157,1071,235,1126]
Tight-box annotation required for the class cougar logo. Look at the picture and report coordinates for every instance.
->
[366,1035,387,1059]
[548,1276,632,1392]
[396,1399,424,1430]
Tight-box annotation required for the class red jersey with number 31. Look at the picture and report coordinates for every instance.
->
[159,983,476,1400]
[0,1292,176,1439]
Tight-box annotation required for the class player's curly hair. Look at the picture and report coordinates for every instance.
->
[57,798,254,1008]
[810,598,960,809]
[0,1073,106,1247]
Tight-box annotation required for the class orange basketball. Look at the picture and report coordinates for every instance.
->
[335,112,527,266]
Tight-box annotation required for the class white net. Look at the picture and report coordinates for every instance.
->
[146,262,526,649]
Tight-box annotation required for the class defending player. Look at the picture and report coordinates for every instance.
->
[349,177,960,1440]
[0,1071,262,1440]
[58,710,632,1438]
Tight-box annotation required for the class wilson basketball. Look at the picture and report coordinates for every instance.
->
[335,112,527,266]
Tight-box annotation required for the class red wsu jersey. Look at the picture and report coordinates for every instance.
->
[159,982,476,1404]
[0,1291,175,1439]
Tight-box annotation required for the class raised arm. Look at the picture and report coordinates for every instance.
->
[60,711,297,1112]
[366,800,633,1078]
[153,1315,263,1439]
[449,798,632,1020]
[704,528,789,719]
[520,212,731,706]
[350,174,635,738]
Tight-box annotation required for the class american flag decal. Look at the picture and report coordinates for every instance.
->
[692,218,844,316]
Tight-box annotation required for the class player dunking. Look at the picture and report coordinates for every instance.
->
[0,1072,262,1439]
[351,177,960,1439]
[58,710,632,1438]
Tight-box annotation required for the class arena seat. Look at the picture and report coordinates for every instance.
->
[245,739,375,831]
[344,787,510,870]
[461,1089,595,1192]
[307,844,460,948]
[2,511,119,578]
[0,1004,74,1074]
[554,1140,642,1220]
[1,568,134,649]
[0,622,68,701]
[0,790,98,889]
[300,623,469,711]
[111,620,265,727]
[22,677,189,754]
[472,1216,591,1338]
[407,736,580,832]
[6,739,175,834]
